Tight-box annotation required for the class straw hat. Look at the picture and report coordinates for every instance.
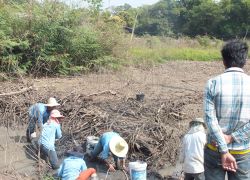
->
[45,97,60,107]
[109,136,128,158]
[50,109,64,118]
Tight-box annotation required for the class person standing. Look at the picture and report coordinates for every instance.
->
[26,97,60,142]
[179,118,206,180]
[38,109,63,169]
[204,40,250,180]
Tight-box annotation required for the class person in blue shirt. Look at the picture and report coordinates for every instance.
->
[38,109,63,169]
[58,146,96,180]
[26,97,60,143]
[90,131,129,172]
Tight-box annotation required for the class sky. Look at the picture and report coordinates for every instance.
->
[102,0,160,8]
[63,0,160,8]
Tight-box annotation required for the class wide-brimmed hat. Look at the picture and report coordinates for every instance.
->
[50,109,64,118]
[109,136,128,158]
[45,97,60,107]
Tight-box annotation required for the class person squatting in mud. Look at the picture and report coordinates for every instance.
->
[58,146,97,180]
[26,97,60,143]
[204,40,250,180]
[179,118,207,180]
[38,109,63,169]
[88,131,129,172]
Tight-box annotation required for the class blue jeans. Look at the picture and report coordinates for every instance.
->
[204,147,250,180]
[184,172,204,180]
[26,117,43,142]
[40,145,59,169]
[26,117,36,142]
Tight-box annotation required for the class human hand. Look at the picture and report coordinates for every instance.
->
[108,164,116,172]
[221,152,237,172]
[122,165,129,172]
[211,140,218,147]
[223,134,233,144]
[211,133,233,146]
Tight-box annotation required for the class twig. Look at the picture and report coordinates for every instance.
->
[122,170,129,180]
[105,169,110,180]
[0,86,33,97]
[87,90,116,97]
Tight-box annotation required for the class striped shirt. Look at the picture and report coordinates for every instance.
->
[204,67,250,152]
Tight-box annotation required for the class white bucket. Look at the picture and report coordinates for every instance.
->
[129,161,147,180]
[86,136,99,155]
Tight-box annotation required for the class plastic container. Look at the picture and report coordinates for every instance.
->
[86,136,99,155]
[129,161,147,180]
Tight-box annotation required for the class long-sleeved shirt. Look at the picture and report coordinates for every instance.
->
[99,132,120,160]
[57,155,87,180]
[204,67,250,153]
[179,125,206,173]
[28,103,49,124]
[38,120,62,151]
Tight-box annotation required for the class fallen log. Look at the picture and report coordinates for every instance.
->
[0,86,33,97]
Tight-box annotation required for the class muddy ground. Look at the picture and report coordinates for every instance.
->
[0,60,241,179]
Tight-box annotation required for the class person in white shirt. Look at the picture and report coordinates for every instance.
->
[179,118,207,180]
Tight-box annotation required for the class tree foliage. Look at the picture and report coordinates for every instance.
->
[0,0,124,75]
[123,0,250,38]
[0,0,249,76]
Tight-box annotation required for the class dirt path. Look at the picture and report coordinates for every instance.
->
[1,60,248,179]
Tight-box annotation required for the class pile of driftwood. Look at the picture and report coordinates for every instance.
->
[57,94,198,170]
[0,86,202,170]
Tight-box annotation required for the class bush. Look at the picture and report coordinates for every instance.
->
[92,55,126,71]
[69,27,103,66]
[196,35,222,48]
[0,1,130,76]
[0,1,230,77]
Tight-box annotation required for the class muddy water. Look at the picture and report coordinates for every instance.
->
[0,127,36,177]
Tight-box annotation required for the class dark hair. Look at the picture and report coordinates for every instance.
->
[221,40,248,68]
[72,146,83,153]
[66,146,83,158]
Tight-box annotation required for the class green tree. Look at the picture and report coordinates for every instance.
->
[180,0,223,36]
[218,0,250,38]
[84,0,103,16]
[135,1,174,36]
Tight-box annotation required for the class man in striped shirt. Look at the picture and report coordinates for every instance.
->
[204,40,250,180]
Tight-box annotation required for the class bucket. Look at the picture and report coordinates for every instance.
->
[86,136,99,155]
[129,161,147,180]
